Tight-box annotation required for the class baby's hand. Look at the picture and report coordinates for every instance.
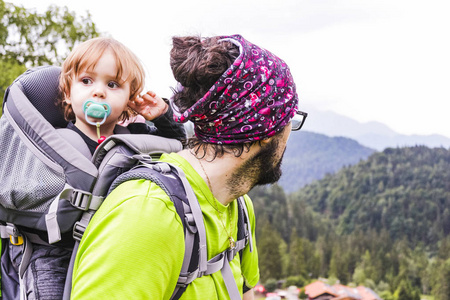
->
[128,91,168,121]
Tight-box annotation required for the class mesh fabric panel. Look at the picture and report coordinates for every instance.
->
[0,117,65,212]
[19,66,67,128]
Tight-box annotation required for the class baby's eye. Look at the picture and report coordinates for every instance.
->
[108,81,119,89]
[81,78,92,85]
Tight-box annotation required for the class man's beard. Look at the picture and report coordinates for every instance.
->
[252,137,284,186]
[228,137,285,196]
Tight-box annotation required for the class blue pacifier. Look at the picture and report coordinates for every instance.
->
[82,100,112,126]
[82,100,112,144]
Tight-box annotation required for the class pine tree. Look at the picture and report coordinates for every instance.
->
[433,258,450,300]
[257,220,283,282]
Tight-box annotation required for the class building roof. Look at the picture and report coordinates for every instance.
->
[333,284,361,299]
[355,286,382,300]
[305,281,338,298]
[304,280,381,300]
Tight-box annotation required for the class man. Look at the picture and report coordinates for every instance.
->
[71,34,307,300]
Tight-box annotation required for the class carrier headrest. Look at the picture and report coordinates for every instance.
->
[16,65,68,128]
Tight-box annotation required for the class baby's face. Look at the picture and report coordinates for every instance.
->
[68,49,131,129]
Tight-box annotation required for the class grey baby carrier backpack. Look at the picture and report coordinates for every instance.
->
[0,66,253,300]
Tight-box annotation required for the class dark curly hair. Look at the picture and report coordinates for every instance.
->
[170,36,261,159]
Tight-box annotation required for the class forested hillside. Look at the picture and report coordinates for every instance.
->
[279,131,376,193]
[293,146,450,249]
[249,146,450,299]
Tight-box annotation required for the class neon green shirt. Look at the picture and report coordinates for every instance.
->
[71,153,259,299]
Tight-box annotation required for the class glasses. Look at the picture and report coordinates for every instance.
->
[291,110,308,131]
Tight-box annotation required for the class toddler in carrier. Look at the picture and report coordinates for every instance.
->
[59,37,185,155]
[3,37,185,300]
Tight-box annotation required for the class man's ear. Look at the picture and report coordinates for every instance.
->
[259,136,274,145]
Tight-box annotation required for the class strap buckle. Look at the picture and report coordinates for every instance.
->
[10,235,23,245]
[73,221,86,241]
[184,213,197,234]
[152,162,172,174]
[176,273,188,289]
[177,269,199,288]
[226,243,240,262]
[71,189,92,211]
[1,223,24,245]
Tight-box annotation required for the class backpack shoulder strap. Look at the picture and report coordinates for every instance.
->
[236,196,253,254]
[109,162,207,300]
[56,128,92,159]
[111,163,253,300]
[64,160,251,300]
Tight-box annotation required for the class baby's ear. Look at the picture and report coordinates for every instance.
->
[61,90,71,102]
[128,95,138,104]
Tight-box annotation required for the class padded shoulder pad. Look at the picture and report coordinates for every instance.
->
[17,66,67,128]
[56,128,92,160]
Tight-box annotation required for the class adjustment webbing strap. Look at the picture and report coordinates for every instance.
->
[170,164,208,273]
[0,224,33,300]
[45,197,61,244]
[177,238,248,298]
[171,202,197,299]
[174,197,251,299]
[221,254,242,300]
[179,202,196,271]
[18,234,33,300]
[45,184,103,244]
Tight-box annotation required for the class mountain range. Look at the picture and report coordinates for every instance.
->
[299,107,450,151]
[250,145,450,297]
[280,131,375,193]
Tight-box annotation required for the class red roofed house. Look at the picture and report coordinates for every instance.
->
[304,280,381,300]
[304,281,338,300]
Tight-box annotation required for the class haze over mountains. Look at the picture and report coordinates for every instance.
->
[280,131,375,193]
[300,108,450,151]
[279,108,449,193]
[183,108,449,194]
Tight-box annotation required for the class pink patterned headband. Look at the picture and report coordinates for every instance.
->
[171,34,299,144]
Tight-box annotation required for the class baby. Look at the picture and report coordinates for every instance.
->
[6,37,185,299]
[59,37,185,154]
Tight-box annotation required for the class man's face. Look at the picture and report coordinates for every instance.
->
[231,123,292,189]
[253,123,291,186]
[254,139,284,185]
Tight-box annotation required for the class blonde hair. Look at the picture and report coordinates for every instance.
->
[59,37,145,121]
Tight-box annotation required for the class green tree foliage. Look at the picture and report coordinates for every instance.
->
[256,219,284,283]
[293,146,450,249]
[396,279,421,300]
[285,275,305,288]
[264,278,278,293]
[0,0,99,113]
[249,184,291,241]
[287,231,306,277]
[432,258,450,300]
[252,146,450,297]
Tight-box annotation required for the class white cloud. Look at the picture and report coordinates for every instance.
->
[10,0,450,138]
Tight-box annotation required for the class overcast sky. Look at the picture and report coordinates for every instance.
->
[11,0,450,138]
